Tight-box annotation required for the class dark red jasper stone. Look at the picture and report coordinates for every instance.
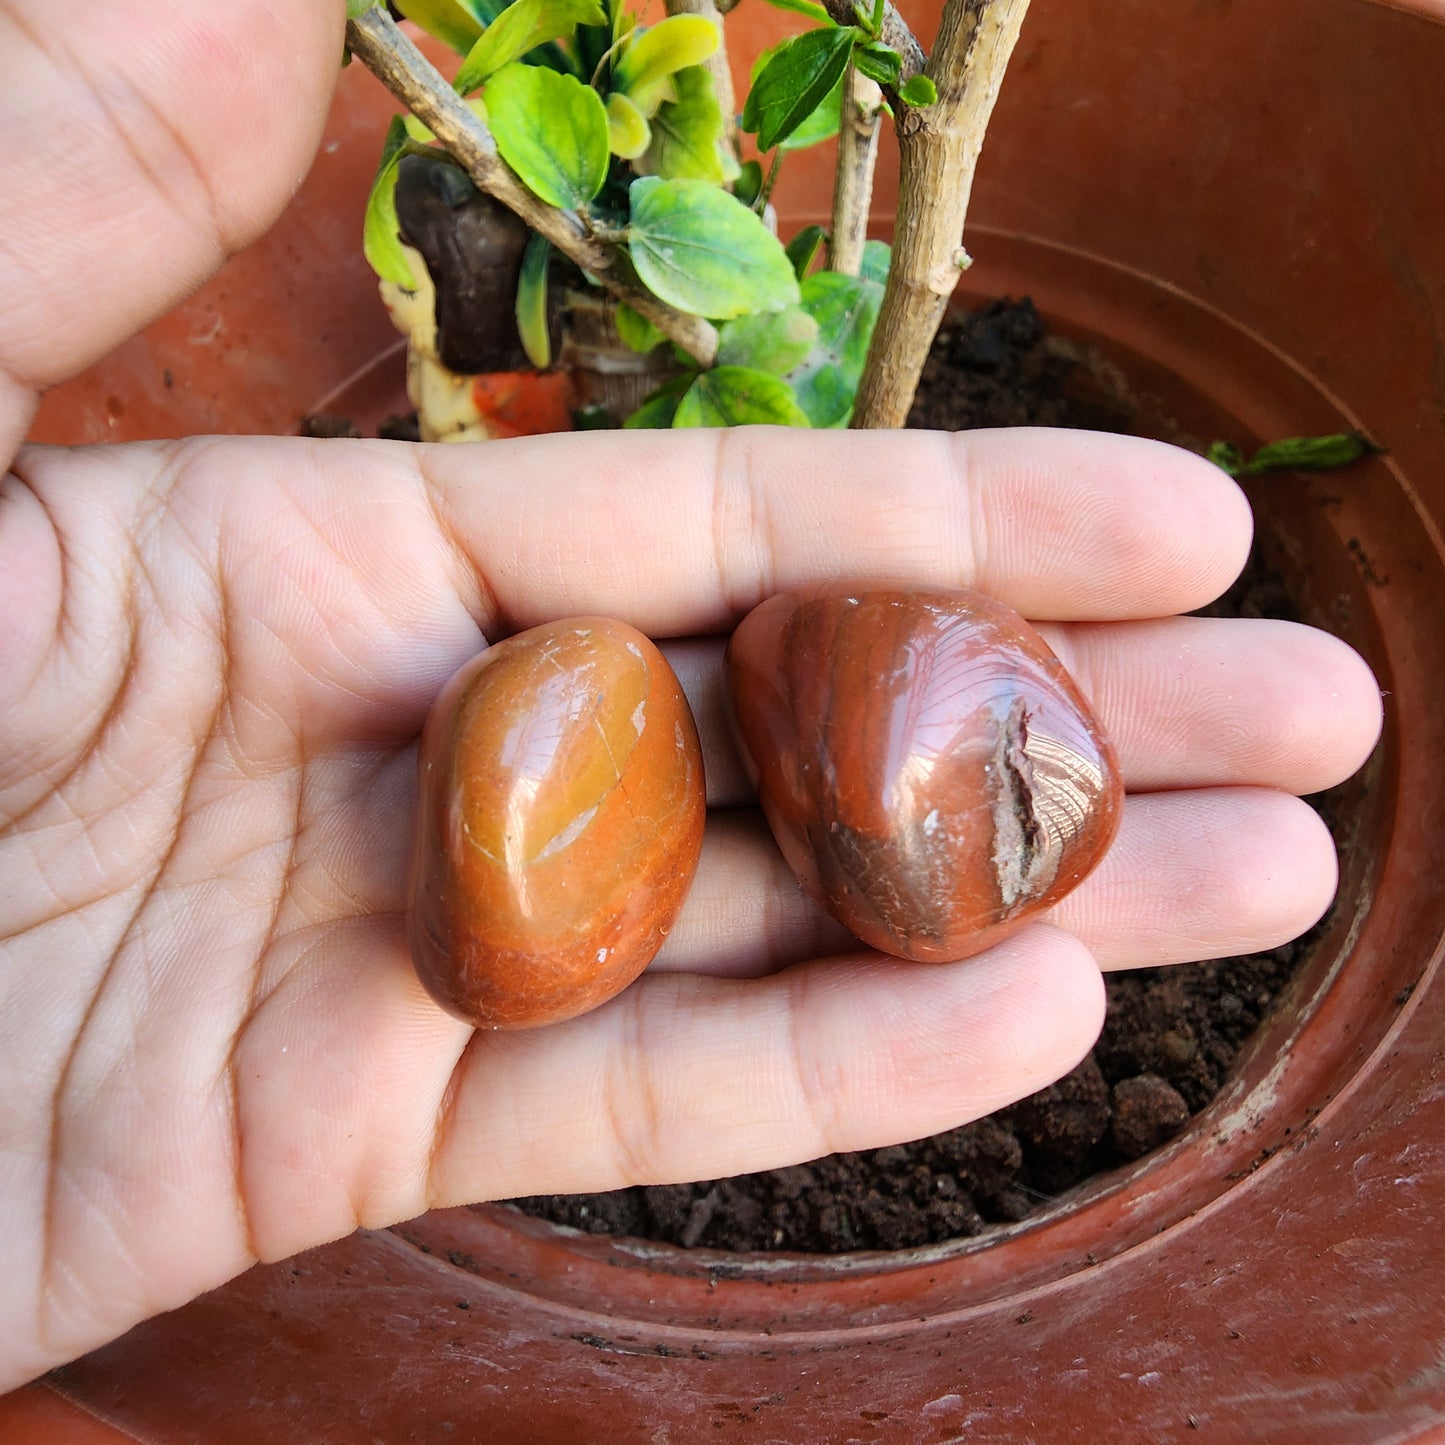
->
[408,618,705,1029]
[725,585,1122,962]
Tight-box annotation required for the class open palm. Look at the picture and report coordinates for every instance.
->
[0,0,1380,1392]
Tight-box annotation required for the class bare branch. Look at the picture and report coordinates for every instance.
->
[851,0,1030,428]
[345,8,718,367]
[828,63,883,276]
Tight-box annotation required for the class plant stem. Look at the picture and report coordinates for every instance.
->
[828,62,883,275]
[664,0,737,155]
[757,149,786,211]
[346,8,718,366]
[821,0,926,83]
[851,0,1029,429]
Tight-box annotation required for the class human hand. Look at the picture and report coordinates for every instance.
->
[0,0,1380,1392]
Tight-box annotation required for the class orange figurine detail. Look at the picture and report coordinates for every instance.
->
[409,618,706,1029]
[726,585,1123,963]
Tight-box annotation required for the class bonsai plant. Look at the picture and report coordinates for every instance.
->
[350,0,1377,473]
[344,0,1023,437]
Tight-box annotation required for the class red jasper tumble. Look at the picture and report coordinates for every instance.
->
[725,585,1123,962]
[408,618,705,1029]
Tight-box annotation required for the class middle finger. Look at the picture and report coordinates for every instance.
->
[663,612,1381,802]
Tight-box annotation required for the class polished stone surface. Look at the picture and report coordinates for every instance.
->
[409,618,705,1028]
[726,585,1122,962]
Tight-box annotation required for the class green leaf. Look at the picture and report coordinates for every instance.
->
[470,0,580,70]
[1240,432,1382,475]
[898,73,937,107]
[486,64,610,208]
[573,403,615,430]
[616,15,720,114]
[615,302,666,354]
[348,0,381,18]
[744,43,844,155]
[859,238,891,286]
[625,395,681,427]
[628,177,800,318]
[515,233,552,368]
[778,66,845,152]
[1210,432,1382,477]
[673,367,812,427]
[607,92,652,158]
[785,224,827,279]
[734,159,764,208]
[1206,440,1245,476]
[756,0,832,23]
[785,269,884,427]
[393,0,485,53]
[853,40,901,88]
[455,0,606,90]
[624,375,693,428]
[742,26,856,151]
[638,66,737,183]
[717,307,819,374]
[363,116,417,288]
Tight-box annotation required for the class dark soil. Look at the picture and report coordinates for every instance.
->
[300,411,421,442]
[507,909,1323,1256]
[504,297,1325,1253]
[907,296,1135,435]
[298,413,361,439]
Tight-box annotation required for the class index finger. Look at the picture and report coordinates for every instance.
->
[417,424,1252,635]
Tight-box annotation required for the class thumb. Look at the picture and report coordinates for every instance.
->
[0,0,346,457]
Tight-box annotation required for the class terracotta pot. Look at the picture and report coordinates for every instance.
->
[10,1,1445,1438]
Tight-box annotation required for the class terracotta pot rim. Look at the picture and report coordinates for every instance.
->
[1369,0,1445,19]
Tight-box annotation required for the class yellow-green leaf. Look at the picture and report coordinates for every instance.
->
[673,367,811,427]
[615,302,666,353]
[624,375,692,428]
[606,92,652,159]
[616,15,719,115]
[515,233,552,368]
[394,0,486,54]
[638,66,737,184]
[755,0,831,23]
[717,306,818,374]
[785,269,884,426]
[401,96,487,145]
[487,63,610,208]
[455,0,606,91]
[363,116,416,288]
[628,177,799,319]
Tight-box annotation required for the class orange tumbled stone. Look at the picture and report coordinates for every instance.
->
[408,618,705,1029]
[725,585,1123,963]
